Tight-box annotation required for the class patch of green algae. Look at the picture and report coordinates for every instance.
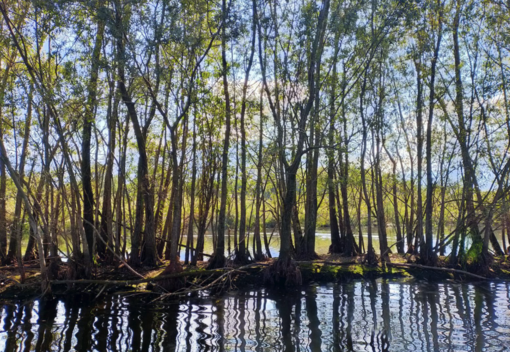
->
[299,263,408,283]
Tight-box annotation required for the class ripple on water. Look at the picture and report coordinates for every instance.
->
[1,279,510,351]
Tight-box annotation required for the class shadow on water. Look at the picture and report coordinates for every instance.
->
[1,280,509,351]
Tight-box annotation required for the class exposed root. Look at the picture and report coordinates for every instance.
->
[207,252,226,270]
[157,261,185,292]
[468,251,493,277]
[296,251,320,261]
[328,243,343,254]
[253,253,267,262]
[264,257,302,287]
[364,247,378,266]
[2,253,16,266]
[67,254,90,280]
[47,257,63,280]
[343,247,358,258]
[419,251,438,267]
[233,250,251,266]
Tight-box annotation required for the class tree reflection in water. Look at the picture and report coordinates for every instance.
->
[0,280,509,351]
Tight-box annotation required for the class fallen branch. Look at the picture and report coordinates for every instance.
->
[155,238,212,258]
[296,260,358,266]
[49,263,267,287]
[0,265,41,270]
[85,218,144,279]
[151,263,265,302]
[387,263,487,280]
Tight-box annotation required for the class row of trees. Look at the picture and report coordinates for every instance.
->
[0,0,509,288]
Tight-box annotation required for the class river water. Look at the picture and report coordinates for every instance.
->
[1,279,509,351]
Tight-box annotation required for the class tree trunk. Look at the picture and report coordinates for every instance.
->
[384,143,404,254]
[341,91,357,257]
[253,90,265,261]
[185,119,197,265]
[327,48,342,254]
[116,116,129,259]
[360,75,376,264]
[0,117,6,261]
[236,0,257,263]
[208,0,231,269]
[99,82,118,263]
[115,3,157,266]
[423,7,442,265]
[9,88,33,266]
[414,60,425,259]
[82,6,105,260]
[0,136,49,293]
[452,0,480,250]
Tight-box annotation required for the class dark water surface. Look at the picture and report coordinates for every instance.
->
[1,279,509,351]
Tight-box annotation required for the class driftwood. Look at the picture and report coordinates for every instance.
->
[156,238,212,258]
[178,244,211,258]
[50,263,268,287]
[386,263,487,280]
[151,263,262,302]
[296,260,358,266]
[0,265,41,270]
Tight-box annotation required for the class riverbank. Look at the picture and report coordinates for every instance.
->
[2,253,510,301]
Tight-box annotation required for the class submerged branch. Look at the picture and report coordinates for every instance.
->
[386,263,487,280]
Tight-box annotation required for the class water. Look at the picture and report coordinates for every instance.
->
[189,230,402,261]
[1,279,509,351]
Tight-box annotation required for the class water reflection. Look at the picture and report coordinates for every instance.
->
[1,280,509,351]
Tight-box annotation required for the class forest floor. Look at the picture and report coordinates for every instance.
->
[1,253,510,301]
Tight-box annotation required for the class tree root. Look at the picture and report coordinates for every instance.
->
[328,243,343,254]
[263,257,302,287]
[207,252,226,270]
[253,252,267,262]
[296,251,320,261]
[468,251,493,277]
[418,251,438,267]
[364,248,378,266]
[157,261,185,292]
[233,251,251,266]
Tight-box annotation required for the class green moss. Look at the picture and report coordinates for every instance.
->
[465,238,483,264]
[296,262,408,283]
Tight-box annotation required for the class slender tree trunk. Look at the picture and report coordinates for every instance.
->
[185,119,197,265]
[262,192,271,257]
[82,4,105,259]
[234,140,239,254]
[99,82,118,263]
[423,6,442,265]
[375,118,389,260]
[357,187,365,254]
[384,144,403,254]
[414,60,425,259]
[0,116,6,261]
[0,136,49,292]
[327,49,342,254]
[360,75,376,264]
[115,116,129,259]
[167,117,189,264]
[452,0,480,251]
[208,0,231,269]
[115,3,157,266]
[7,98,31,266]
[236,0,257,263]
[253,90,265,260]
